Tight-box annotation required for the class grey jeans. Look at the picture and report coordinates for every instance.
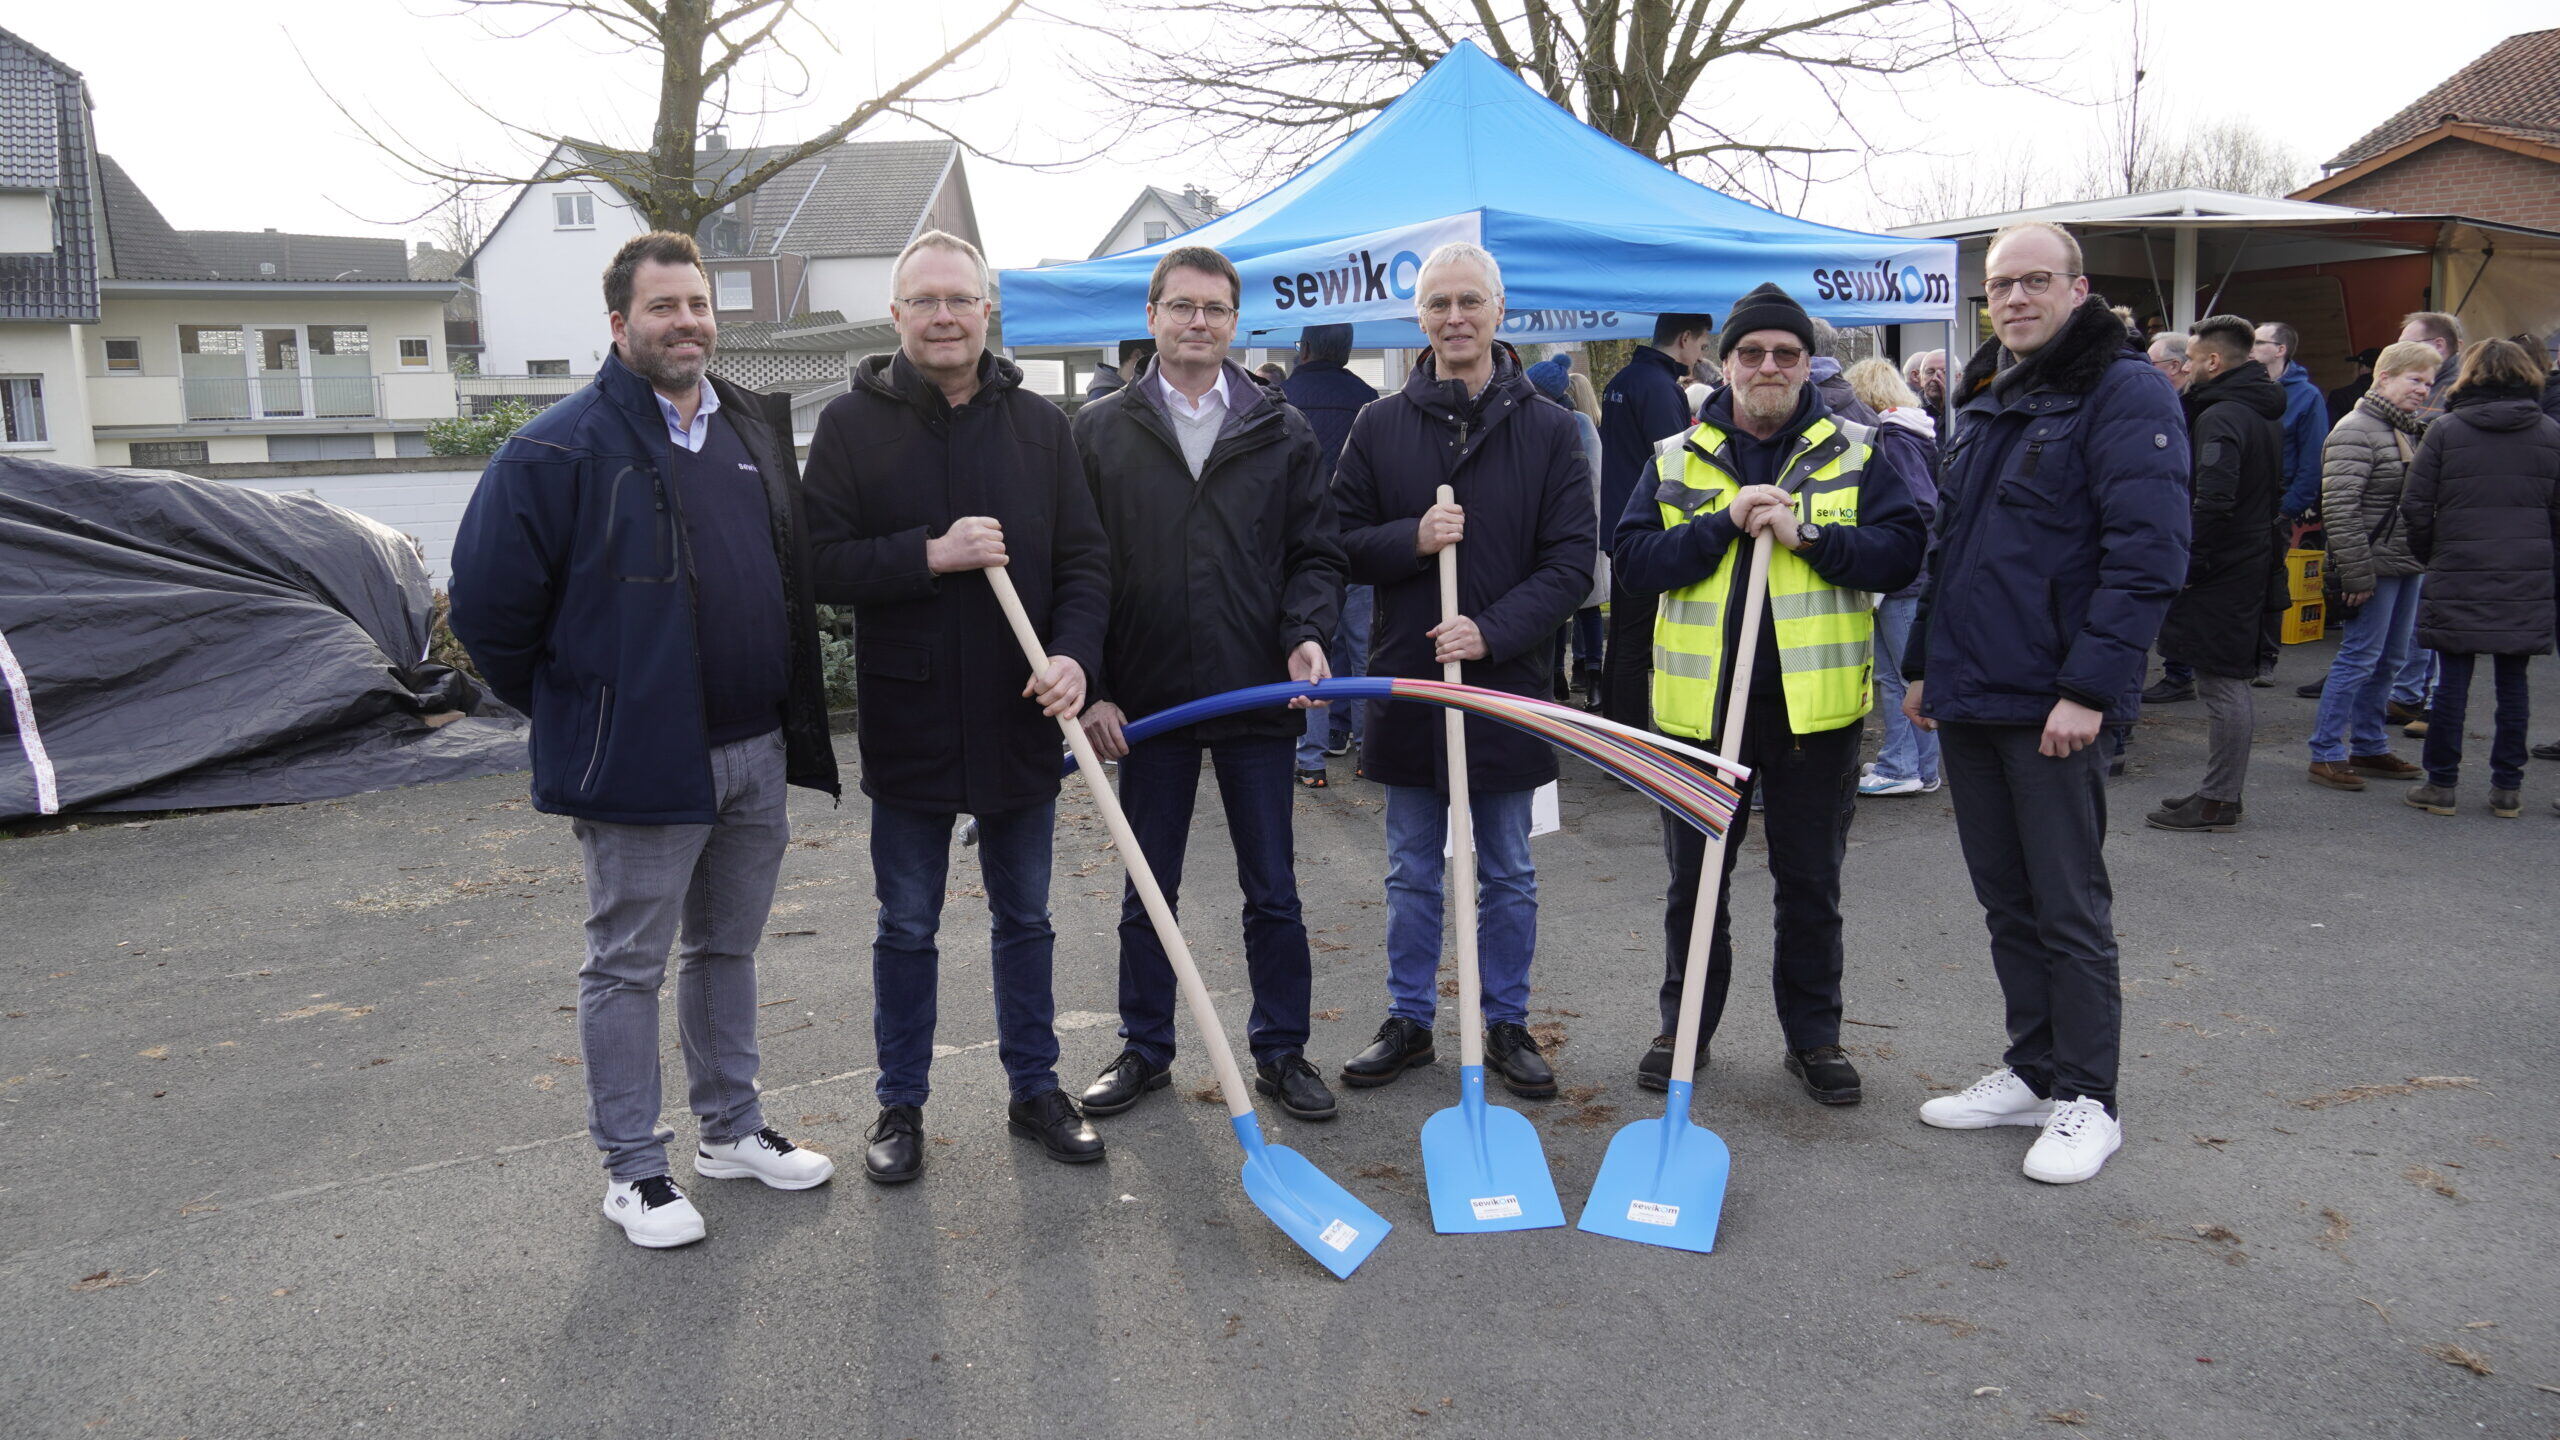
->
[572,730,790,1181]
[2196,671,2254,803]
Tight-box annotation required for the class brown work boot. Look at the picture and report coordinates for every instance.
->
[2351,752,2421,778]
[2307,761,2366,791]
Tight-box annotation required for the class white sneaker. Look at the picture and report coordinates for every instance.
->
[1919,1067,2057,1129]
[603,1175,707,1248]
[695,1126,834,1190]
[1859,772,1927,796]
[2022,1098,2122,1184]
[1921,775,1943,794]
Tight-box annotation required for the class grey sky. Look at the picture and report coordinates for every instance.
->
[9,1,2541,270]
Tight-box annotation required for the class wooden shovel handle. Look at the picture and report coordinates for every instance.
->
[1664,532,1774,1078]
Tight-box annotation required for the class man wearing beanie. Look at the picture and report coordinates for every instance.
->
[1612,281,1926,1107]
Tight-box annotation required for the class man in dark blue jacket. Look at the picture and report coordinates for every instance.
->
[1903,221,2188,1188]
[450,232,843,1248]
[801,231,1111,1184]
[1282,323,1380,781]
[1331,242,1596,1100]
[1599,313,1715,725]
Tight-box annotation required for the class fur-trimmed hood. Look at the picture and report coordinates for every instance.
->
[1959,295,2141,403]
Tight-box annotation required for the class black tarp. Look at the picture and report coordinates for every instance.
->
[1,456,525,821]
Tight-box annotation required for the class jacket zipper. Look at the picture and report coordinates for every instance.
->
[581,684,613,792]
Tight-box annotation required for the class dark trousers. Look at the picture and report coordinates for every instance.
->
[2424,652,2532,790]
[1603,575,1657,726]
[1115,733,1311,1067]
[869,798,1061,1107]
[1657,693,1858,1051]
[1939,722,2120,1112]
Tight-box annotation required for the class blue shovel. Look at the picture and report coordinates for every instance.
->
[1577,530,1774,1254]
[1417,486,1566,1234]
[986,565,1389,1279]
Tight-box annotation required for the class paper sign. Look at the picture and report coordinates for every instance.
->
[1444,781,1562,857]
[1318,1220,1359,1252]
[1469,1195,1523,1221]
[1627,1200,1681,1227]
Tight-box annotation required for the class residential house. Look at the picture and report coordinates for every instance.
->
[470,135,976,382]
[409,239,479,373]
[2293,29,2560,231]
[1088,184,1222,258]
[0,27,102,465]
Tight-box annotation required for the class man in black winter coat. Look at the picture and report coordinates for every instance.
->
[1283,323,1382,780]
[1598,312,1715,725]
[2149,315,2287,834]
[1069,247,1347,1124]
[802,230,1110,1184]
[1330,242,1596,1101]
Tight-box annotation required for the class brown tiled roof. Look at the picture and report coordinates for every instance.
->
[2325,29,2560,171]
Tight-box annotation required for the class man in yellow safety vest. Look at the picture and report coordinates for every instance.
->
[1612,282,1926,1106]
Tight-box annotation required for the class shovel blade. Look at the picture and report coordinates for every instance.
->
[1574,1113,1731,1254]
[1420,1070,1566,1233]
[1238,1137,1391,1279]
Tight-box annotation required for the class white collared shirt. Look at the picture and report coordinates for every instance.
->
[1154,367,1229,424]
[655,379,722,454]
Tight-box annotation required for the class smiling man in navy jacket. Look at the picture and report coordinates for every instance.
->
[450,231,843,1248]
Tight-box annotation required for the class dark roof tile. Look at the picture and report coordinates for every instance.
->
[0,28,96,321]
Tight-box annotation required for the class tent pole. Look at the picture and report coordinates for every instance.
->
[2172,227,2198,332]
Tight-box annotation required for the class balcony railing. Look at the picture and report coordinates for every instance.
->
[455,372,593,417]
[182,374,382,422]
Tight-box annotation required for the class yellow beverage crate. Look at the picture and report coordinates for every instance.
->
[2281,598,2325,644]
[2286,548,2324,603]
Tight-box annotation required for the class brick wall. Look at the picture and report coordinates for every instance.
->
[2317,139,2560,230]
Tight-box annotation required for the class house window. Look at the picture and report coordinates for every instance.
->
[554,192,596,229]
[398,337,432,368]
[308,326,369,356]
[104,338,142,372]
[0,376,46,445]
[1143,220,1169,243]
[130,440,210,468]
[527,359,571,377]
[715,269,753,311]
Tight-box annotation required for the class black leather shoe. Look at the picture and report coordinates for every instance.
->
[1786,1045,1863,1106]
[1254,1053,1338,1121]
[1339,1017,1434,1088]
[1484,1021,1558,1099]
[1634,1033,1709,1092]
[2294,678,2326,699]
[2532,739,2560,762]
[2140,678,2194,704]
[1079,1048,1171,1117]
[863,1104,924,1184]
[1008,1088,1105,1164]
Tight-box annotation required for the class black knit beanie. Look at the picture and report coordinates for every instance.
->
[1718,283,1815,358]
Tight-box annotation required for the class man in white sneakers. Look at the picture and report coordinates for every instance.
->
[1903,221,2190,1184]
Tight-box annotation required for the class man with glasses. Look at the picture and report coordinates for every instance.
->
[2147,333,2191,393]
[1068,246,1346,1123]
[1612,282,1925,1105]
[801,229,1111,1184]
[1331,241,1596,1099]
[1902,221,2188,1185]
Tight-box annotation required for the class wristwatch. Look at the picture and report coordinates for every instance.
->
[1792,520,1825,552]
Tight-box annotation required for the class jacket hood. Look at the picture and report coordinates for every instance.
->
[853,347,1023,411]
[2281,361,2319,394]
[2445,383,2547,430]
[1959,293,2141,403]
[1402,340,1530,418]
[2186,361,2287,421]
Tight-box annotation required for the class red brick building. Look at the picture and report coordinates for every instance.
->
[2293,29,2560,230]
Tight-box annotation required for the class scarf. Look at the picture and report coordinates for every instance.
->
[2357,390,2425,437]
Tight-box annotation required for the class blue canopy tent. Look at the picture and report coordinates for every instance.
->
[997,41,1957,348]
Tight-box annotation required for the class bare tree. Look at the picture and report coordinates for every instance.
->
[318,0,1023,234]
[426,190,489,258]
[1079,0,2066,210]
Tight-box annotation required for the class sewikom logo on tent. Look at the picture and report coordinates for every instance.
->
[1247,213,1485,328]
[1810,254,1954,309]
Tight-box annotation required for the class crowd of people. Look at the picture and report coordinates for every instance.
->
[446,219,2556,1249]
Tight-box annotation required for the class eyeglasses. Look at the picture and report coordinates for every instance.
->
[1985,271,2079,301]
[1729,344,1806,370]
[898,295,984,314]
[1421,293,1494,318]
[1155,300,1236,323]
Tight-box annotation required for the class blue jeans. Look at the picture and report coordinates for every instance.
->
[1870,595,1940,782]
[572,731,789,1181]
[1115,734,1311,1066]
[2308,574,2421,762]
[2424,652,2532,791]
[2392,576,2437,706]
[1297,583,1373,767]
[869,798,1061,1107]
[1571,606,1605,681]
[1383,784,1537,1029]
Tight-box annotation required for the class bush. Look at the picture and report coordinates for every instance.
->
[817,605,857,711]
[426,589,482,683]
[424,399,537,457]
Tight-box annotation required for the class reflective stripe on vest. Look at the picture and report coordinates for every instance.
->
[1649,416,1876,742]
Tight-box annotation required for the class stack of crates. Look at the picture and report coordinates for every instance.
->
[2281,548,2325,644]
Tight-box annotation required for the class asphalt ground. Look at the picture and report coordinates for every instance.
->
[4,636,2555,1439]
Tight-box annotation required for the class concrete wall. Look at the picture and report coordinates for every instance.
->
[0,321,96,466]
[2316,140,2560,233]
[476,180,644,374]
[181,456,487,582]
